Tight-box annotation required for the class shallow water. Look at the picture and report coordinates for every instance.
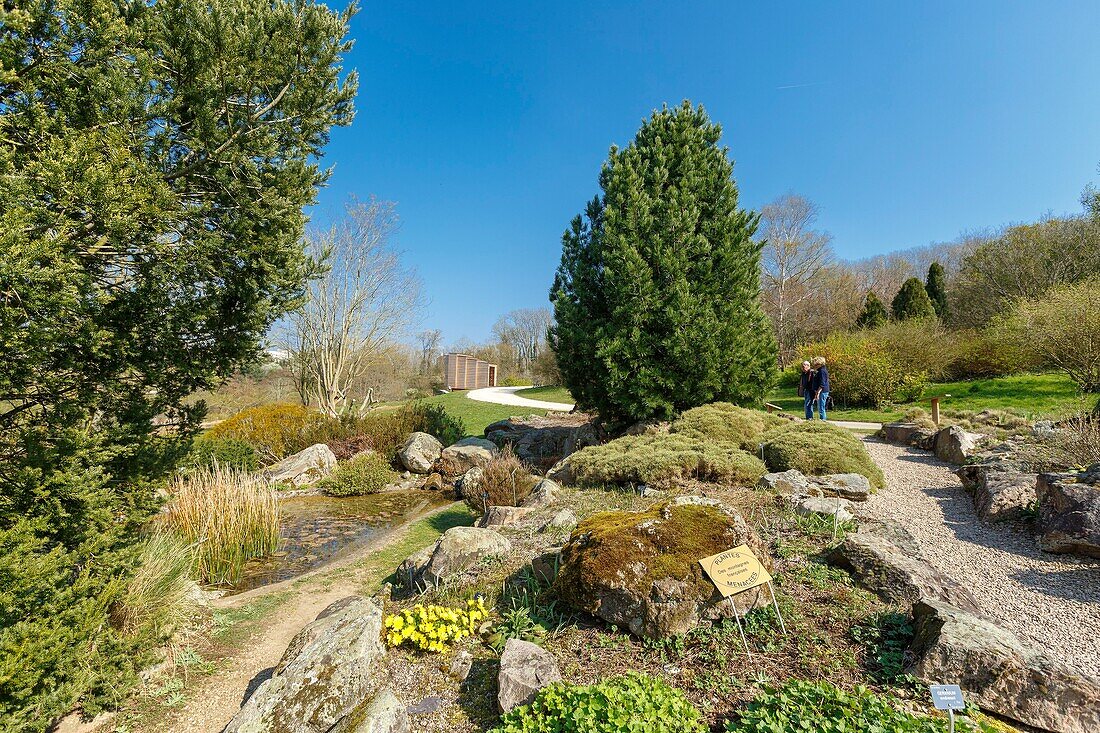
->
[228,490,448,593]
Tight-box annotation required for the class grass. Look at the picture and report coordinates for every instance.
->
[423,391,548,437]
[767,372,1087,423]
[514,385,574,404]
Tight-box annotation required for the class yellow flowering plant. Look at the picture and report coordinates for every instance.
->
[383,598,491,653]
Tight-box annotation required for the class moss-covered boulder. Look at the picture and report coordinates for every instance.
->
[554,497,772,639]
[568,433,767,488]
[762,422,885,490]
[670,402,785,450]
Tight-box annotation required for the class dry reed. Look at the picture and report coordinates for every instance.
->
[114,530,196,637]
[159,464,280,585]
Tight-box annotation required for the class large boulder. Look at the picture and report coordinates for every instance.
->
[787,494,854,524]
[441,437,499,471]
[497,638,562,713]
[262,444,337,487]
[814,473,872,501]
[455,466,483,499]
[933,425,989,465]
[956,464,1037,522]
[485,414,599,470]
[328,689,408,733]
[1036,466,1100,557]
[521,478,560,509]
[757,470,818,496]
[879,422,936,449]
[401,526,511,587]
[476,505,531,528]
[398,432,443,474]
[545,456,574,485]
[909,599,1100,733]
[224,596,385,733]
[827,530,981,613]
[554,496,772,640]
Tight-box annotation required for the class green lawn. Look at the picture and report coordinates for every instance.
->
[515,385,575,404]
[423,392,548,437]
[767,372,1088,423]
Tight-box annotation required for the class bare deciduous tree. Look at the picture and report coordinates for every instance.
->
[286,199,423,417]
[759,193,834,362]
[492,307,553,375]
[417,329,442,374]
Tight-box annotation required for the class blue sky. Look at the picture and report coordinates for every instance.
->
[311,1,1100,343]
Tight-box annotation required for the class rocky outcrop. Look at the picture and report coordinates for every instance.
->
[828,529,981,613]
[521,479,560,508]
[328,689,408,733]
[398,432,443,474]
[879,422,937,450]
[262,444,337,487]
[400,526,511,588]
[224,596,385,733]
[555,496,772,639]
[787,494,854,524]
[909,599,1100,733]
[757,470,870,501]
[957,464,1036,522]
[541,508,578,532]
[757,470,818,496]
[934,425,990,465]
[545,456,574,485]
[441,438,499,471]
[1036,465,1100,557]
[475,505,531,528]
[485,415,599,470]
[497,639,561,713]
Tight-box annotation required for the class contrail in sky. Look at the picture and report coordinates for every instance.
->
[776,81,827,90]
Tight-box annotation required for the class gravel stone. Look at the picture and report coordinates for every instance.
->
[860,438,1100,679]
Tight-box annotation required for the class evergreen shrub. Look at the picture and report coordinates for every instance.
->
[670,402,783,451]
[569,433,767,487]
[762,422,884,489]
[320,452,398,497]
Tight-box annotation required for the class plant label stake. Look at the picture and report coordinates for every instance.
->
[929,684,965,733]
[699,544,786,659]
[833,495,841,541]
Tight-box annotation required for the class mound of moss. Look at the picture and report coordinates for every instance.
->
[762,422,884,490]
[568,433,767,487]
[555,498,772,638]
[671,402,785,450]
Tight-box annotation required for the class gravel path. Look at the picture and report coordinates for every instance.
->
[860,438,1100,679]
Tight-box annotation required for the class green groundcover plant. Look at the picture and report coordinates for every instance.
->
[493,672,705,733]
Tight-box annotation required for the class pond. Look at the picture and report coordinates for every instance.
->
[228,490,450,593]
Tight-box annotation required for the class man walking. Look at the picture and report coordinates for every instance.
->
[811,356,830,421]
[799,361,815,420]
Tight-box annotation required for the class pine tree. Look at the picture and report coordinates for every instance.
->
[855,291,889,329]
[549,102,777,425]
[891,277,937,320]
[925,261,948,319]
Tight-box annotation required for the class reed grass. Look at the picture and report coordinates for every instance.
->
[159,464,281,585]
[115,530,197,637]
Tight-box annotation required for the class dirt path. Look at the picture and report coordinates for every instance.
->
[861,438,1100,678]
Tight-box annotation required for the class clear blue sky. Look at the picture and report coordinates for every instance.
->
[311,1,1100,343]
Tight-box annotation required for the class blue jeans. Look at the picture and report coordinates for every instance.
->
[817,392,829,421]
[804,394,815,420]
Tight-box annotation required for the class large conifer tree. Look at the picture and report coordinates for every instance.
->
[549,102,776,425]
[925,261,949,318]
[855,291,889,329]
[891,277,937,320]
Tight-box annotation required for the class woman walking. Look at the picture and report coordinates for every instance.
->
[798,361,815,420]
[811,356,830,421]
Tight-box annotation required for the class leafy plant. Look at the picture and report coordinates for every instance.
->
[487,605,546,652]
[319,452,398,496]
[851,612,916,684]
[383,598,490,653]
[493,672,706,733]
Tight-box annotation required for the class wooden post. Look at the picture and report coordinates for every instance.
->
[931,397,940,426]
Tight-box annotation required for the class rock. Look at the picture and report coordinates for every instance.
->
[787,494,854,524]
[640,486,665,498]
[262,444,337,487]
[541,508,578,532]
[879,422,937,449]
[448,651,473,682]
[398,432,442,474]
[224,596,385,733]
[521,479,560,508]
[1036,468,1100,557]
[956,465,1036,522]
[827,530,981,613]
[813,473,871,501]
[485,414,600,470]
[422,473,445,491]
[757,470,820,496]
[441,437,499,471]
[455,466,483,499]
[405,527,512,587]
[909,599,1100,733]
[476,505,531,528]
[933,425,989,465]
[530,550,561,584]
[329,689,408,733]
[554,497,772,639]
[545,456,574,485]
[405,696,443,715]
[497,639,561,713]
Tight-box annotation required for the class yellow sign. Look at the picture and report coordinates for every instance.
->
[698,544,772,598]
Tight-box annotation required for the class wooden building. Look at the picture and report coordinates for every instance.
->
[443,353,498,390]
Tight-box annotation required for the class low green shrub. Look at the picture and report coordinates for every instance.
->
[725,680,987,733]
[184,434,258,471]
[493,672,705,733]
[671,402,783,450]
[501,376,534,387]
[464,446,538,514]
[946,328,1035,380]
[320,452,398,496]
[570,433,768,487]
[762,422,884,489]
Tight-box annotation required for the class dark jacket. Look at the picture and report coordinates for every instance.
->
[814,365,830,393]
[798,370,813,398]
